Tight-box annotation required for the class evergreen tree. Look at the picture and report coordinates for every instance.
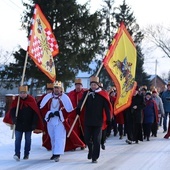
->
[0,0,103,91]
[95,0,150,88]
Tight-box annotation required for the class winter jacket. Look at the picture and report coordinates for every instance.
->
[143,98,158,124]
[77,88,111,127]
[152,95,165,115]
[131,94,145,124]
[161,90,170,112]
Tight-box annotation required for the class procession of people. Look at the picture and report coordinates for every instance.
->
[3,78,170,164]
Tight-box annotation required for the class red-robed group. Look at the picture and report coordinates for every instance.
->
[3,76,113,163]
[3,77,170,163]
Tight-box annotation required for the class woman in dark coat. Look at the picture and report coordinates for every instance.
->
[143,92,158,141]
[131,87,145,143]
[124,86,145,144]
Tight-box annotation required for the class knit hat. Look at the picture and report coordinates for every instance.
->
[146,91,152,96]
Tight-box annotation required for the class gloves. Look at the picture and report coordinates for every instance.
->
[12,117,17,125]
[54,111,59,117]
[47,112,54,122]
[106,120,111,126]
[76,108,81,115]
[31,125,36,131]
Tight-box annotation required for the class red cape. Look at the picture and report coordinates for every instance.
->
[3,95,44,132]
[67,89,86,137]
[97,90,113,130]
[40,95,85,151]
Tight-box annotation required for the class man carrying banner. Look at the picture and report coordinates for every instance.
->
[76,76,112,163]
[3,86,44,161]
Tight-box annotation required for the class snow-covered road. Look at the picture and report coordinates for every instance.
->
[0,118,170,170]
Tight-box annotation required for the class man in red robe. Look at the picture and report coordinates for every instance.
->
[67,78,87,149]
[3,86,44,161]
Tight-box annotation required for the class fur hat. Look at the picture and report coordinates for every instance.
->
[90,76,99,84]
[19,86,28,92]
[75,78,82,85]
[146,91,152,96]
[46,83,53,89]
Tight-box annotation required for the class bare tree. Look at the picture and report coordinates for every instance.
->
[144,24,170,58]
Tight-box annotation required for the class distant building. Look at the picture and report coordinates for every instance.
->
[65,61,96,92]
[149,75,167,92]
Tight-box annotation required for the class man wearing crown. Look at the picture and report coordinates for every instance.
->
[40,81,85,162]
[76,76,112,163]
[67,78,87,149]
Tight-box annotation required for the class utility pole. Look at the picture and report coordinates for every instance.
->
[154,59,158,87]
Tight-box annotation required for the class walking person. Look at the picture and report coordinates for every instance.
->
[76,76,112,163]
[143,92,158,141]
[132,86,145,143]
[40,81,74,162]
[3,86,44,161]
[67,78,86,149]
[151,90,165,137]
[161,82,170,133]
[124,86,145,144]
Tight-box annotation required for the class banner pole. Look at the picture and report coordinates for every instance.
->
[12,52,29,139]
[67,62,104,138]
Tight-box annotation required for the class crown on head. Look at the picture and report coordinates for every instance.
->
[53,81,62,87]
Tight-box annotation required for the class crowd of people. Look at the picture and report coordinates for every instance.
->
[3,78,170,164]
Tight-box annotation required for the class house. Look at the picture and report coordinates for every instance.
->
[65,61,97,92]
[149,75,167,92]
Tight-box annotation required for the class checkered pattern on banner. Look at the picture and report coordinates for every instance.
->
[31,35,43,64]
[44,28,59,52]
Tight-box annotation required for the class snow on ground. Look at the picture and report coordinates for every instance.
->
[0,117,170,170]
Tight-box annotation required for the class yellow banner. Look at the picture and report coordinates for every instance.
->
[28,4,59,82]
[103,22,137,114]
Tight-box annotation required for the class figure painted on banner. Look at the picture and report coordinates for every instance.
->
[143,92,158,141]
[37,83,54,151]
[67,79,87,150]
[161,82,170,133]
[151,89,165,137]
[40,81,85,162]
[76,76,112,163]
[3,86,44,161]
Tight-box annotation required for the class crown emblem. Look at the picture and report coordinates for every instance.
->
[53,81,62,87]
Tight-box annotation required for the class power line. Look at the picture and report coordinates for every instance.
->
[1,0,24,13]
[8,0,24,10]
